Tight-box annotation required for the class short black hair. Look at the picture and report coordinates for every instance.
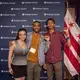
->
[32,21,41,26]
[46,18,55,25]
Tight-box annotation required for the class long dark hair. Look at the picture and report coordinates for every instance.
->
[16,28,27,42]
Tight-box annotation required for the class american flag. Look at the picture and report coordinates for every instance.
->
[64,9,80,76]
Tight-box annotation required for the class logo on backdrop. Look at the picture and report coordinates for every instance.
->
[0,0,64,80]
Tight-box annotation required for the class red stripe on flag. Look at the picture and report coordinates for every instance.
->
[69,32,80,55]
[64,46,80,73]
[64,22,80,55]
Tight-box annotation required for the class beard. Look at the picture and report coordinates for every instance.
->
[32,28,40,33]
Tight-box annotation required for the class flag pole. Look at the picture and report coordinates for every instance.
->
[66,0,69,8]
[65,0,69,16]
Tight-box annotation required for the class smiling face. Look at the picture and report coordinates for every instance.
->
[47,20,55,30]
[18,30,27,41]
[32,21,41,33]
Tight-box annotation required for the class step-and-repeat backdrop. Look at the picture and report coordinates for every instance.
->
[0,0,64,80]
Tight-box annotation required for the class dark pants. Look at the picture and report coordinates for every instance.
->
[27,61,41,80]
[46,61,62,80]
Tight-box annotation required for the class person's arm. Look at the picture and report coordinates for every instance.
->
[44,35,50,53]
[60,33,71,47]
[60,28,71,47]
[43,41,49,53]
[9,41,13,47]
[65,35,71,47]
[43,35,50,70]
[64,28,71,47]
[8,41,15,74]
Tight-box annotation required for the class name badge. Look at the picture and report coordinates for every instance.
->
[30,47,36,53]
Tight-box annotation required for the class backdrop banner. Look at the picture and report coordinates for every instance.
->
[0,0,65,80]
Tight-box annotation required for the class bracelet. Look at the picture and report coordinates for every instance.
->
[66,36,70,40]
